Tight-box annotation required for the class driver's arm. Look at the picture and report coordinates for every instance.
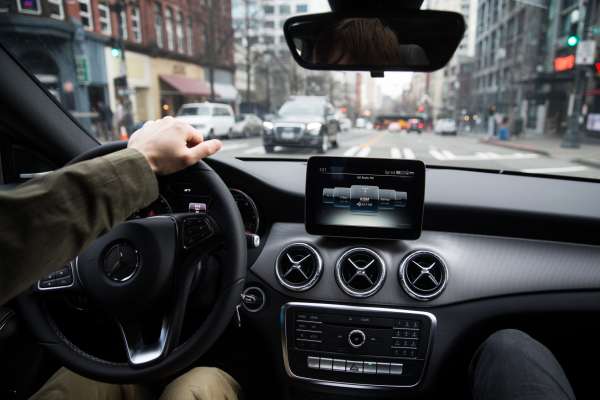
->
[0,117,222,305]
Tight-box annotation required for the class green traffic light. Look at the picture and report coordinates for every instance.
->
[567,35,579,47]
[111,48,122,58]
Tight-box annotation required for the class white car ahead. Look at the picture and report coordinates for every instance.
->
[176,103,235,139]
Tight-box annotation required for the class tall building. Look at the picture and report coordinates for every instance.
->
[0,0,235,134]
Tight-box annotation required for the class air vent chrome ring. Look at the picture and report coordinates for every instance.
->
[399,250,448,301]
[275,243,323,292]
[335,247,386,298]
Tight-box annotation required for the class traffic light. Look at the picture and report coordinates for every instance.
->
[111,47,122,58]
[567,20,579,47]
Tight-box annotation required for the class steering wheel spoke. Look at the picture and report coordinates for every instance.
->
[35,259,80,293]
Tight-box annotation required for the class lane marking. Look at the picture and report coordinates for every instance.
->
[244,146,265,154]
[429,149,446,160]
[441,150,455,159]
[521,166,588,174]
[403,148,416,159]
[356,147,371,157]
[221,143,250,152]
[390,147,402,159]
[344,146,360,156]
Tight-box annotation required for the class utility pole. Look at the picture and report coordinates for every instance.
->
[562,0,591,148]
[207,0,217,101]
[245,0,252,102]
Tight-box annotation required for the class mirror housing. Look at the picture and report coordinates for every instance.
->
[284,11,465,73]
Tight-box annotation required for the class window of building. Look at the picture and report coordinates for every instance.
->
[131,6,142,43]
[17,0,42,15]
[155,3,163,48]
[98,3,111,34]
[263,5,274,14]
[176,11,184,53]
[165,7,174,50]
[48,0,64,20]
[296,4,308,13]
[263,35,274,45]
[279,35,286,44]
[120,9,128,40]
[78,0,93,30]
[279,4,290,14]
[187,16,193,55]
[264,20,275,28]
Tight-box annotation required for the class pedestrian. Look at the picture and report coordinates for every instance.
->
[96,100,113,142]
[498,115,510,141]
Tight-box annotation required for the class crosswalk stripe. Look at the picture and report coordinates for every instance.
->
[441,150,455,159]
[403,148,416,159]
[356,147,371,157]
[390,148,402,159]
[521,166,588,174]
[244,146,265,154]
[344,146,360,156]
[429,149,446,160]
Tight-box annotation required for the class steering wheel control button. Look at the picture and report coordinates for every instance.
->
[390,363,404,376]
[346,360,363,373]
[102,242,140,283]
[240,287,266,313]
[37,261,75,291]
[182,216,215,249]
[376,362,391,375]
[307,356,320,369]
[363,361,377,374]
[333,359,346,372]
[348,329,367,348]
[319,358,333,370]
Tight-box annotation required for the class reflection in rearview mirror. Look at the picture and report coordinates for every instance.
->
[284,12,466,73]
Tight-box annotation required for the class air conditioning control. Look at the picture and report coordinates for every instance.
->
[348,329,366,348]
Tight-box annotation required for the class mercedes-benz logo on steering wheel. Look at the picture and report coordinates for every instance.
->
[102,242,140,282]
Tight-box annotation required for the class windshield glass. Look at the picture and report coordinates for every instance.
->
[279,102,323,117]
[1,0,599,180]
[178,107,210,116]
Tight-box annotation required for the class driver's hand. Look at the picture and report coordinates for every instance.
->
[128,116,223,175]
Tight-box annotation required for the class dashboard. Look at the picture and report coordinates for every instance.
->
[150,154,600,397]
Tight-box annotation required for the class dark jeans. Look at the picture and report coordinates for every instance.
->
[470,329,576,400]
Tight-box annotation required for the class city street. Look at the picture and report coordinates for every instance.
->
[214,129,600,179]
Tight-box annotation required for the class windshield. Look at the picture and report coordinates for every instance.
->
[1,0,599,180]
[279,102,323,117]
[178,107,210,116]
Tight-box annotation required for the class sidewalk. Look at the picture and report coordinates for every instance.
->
[479,135,600,168]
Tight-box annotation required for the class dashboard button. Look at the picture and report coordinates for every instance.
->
[307,356,319,369]
[348,329,366,348]
[346,360,363,373]
[333,359,346,372]
[376,362,390,375]
[364,361,377,374]
[319,358,333,370]
[390,363,404,375]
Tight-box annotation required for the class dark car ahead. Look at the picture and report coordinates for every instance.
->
[262,96,339,153]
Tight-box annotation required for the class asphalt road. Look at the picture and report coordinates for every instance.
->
[214,129,600,179]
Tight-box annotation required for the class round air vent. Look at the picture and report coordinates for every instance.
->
[399,250,448,301]
[275,243,323,291]
[335,248,386,298]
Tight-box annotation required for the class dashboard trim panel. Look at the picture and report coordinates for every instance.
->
[280,302,437,389]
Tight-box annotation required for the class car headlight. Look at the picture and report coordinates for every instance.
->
[263,121,274,130]
[306,122,322,136]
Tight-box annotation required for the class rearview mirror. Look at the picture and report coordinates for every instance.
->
[284,11,465,73]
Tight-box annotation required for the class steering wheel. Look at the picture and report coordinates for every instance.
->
[17,142,247,383]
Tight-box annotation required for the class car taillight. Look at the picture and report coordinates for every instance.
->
[418,122,424,129]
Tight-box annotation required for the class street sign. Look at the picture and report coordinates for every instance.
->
[576,40,596,65]
[75,55,90,84]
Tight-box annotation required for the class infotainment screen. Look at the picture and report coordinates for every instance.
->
[305,157,425,239]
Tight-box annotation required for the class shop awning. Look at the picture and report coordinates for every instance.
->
[160,74,211,97]
[214,83,239,102]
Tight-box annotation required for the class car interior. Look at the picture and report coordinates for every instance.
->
[2,1,600,400]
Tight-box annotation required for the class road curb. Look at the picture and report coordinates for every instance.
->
[479,138,551,157]
[573,158,600,169]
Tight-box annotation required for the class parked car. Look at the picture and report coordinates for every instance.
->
[355,117,368,129]
[263,96,340,153]
[434,118,458,135]
[175,102,235,139]
[339,117,352,131]
[232,114,263,138]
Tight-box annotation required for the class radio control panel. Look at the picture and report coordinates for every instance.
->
[281,302,436,388]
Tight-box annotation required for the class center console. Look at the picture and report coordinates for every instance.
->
[281,302,436,388]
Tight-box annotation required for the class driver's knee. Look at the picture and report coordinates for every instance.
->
[159,367,241,400]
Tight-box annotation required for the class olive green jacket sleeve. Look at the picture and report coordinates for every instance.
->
[0,148,158,305]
